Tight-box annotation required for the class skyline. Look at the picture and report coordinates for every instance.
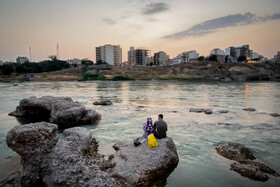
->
[0,0,280,62]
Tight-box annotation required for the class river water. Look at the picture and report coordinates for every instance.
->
[0,81,280,186]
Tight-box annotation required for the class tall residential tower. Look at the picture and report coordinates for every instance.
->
[96,44,122,66]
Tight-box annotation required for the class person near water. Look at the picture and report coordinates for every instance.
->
[134,117,154,146]
[141,117,154,143]
[154,114,167,139]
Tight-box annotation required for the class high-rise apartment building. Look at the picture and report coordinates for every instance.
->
[127,47,136,66]
[154,51,169,66]
[96,44,122,66]
[135,49,150,66]
[127,47,150,66]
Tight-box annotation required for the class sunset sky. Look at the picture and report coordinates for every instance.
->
[0,0,280,62]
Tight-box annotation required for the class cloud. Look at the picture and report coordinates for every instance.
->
[102,17,117,25]
[143,2,169,15]
[164,12,280,39]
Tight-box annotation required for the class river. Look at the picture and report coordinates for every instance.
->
[0,81,280,186]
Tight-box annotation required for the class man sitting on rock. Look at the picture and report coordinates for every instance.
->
[154,114,167,139]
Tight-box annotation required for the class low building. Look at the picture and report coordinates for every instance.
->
[172,50,199,64]
[67,58,82,65]
[16,57,29,64]
[251,52,260,60]
[0,60,3,66]
[154,51,169,66]
[210,48,225,63]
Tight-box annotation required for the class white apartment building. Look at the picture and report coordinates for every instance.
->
[16,56,29,64]
[128,47,136,66]
[154,51,169,66]
[96,44,122,66]
[172,50,199,64]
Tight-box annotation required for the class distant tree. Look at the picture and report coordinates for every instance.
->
[96,60,107,65]
[82,60,94,66]
[0,64,14,75]
[237,56,247,62]
[48,55,58,62]
[149,62,153,66]
[198,56,205,61]
[209,55,218,62]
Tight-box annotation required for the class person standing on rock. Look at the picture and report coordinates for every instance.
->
[154,114,167,139]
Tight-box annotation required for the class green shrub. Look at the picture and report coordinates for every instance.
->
[112,76,134,81]
[82,72,106,81]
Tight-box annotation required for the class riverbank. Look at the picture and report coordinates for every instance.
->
[1,61,279,82]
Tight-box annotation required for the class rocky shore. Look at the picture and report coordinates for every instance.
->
[2,122,179,186]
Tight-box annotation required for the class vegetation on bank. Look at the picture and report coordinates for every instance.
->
[81,72,106,81]
[81,72,134,81]
[0,56,70,75]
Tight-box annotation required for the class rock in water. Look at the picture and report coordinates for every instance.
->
[93,100,113,106]
[8,96,101,128]
[5,122,179,186]
[243,108,256,112]
[189,108,213,114]
[215,142,279,181]
[110,137,179,186]
[230,162,269,182]
[219,110,228,113]
[204,109,213,114]
[215,142,256,162]
[270,113,280,117]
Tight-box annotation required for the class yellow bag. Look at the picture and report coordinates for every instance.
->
[148,134,158,148]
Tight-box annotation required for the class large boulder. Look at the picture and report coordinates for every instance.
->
[6,122,59,186]
[4,122,179,186]
[216,142,279,182]
[109,137,179,186]
[9,96,101,128]
[5,123,115,187]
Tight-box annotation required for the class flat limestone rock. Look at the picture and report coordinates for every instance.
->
[9,96,101,128]
[110,137,179,186]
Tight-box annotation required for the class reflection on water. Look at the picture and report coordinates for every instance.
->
[0,81,280,186]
